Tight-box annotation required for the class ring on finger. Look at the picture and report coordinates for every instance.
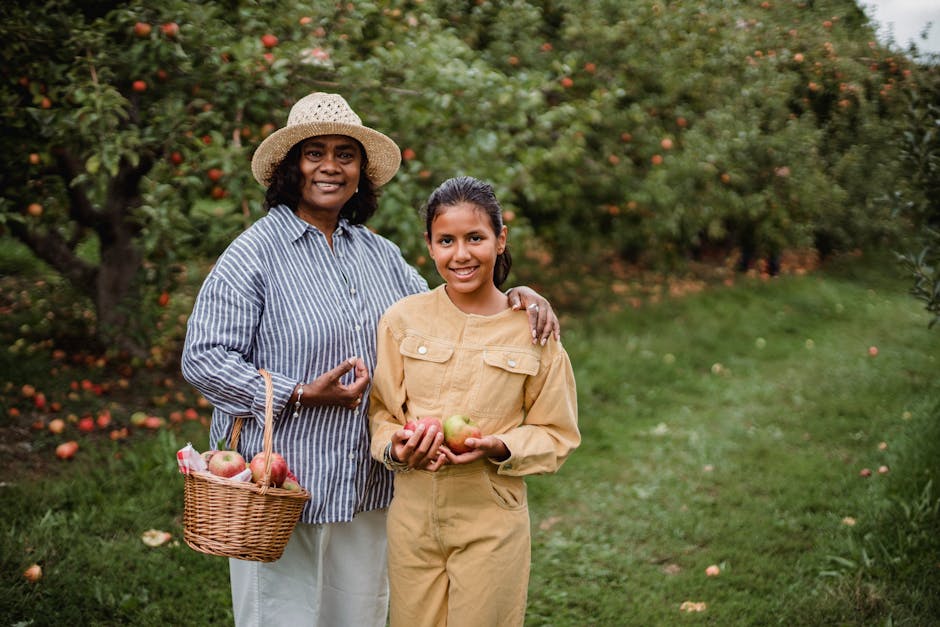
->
[527,303,539,311]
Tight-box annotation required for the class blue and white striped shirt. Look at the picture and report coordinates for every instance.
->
[181,204,428,524]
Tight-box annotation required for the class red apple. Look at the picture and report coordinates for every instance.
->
[161,22,179,38]
[207,167,223,182]
[249,451,288,487]
[142,415,165,429]
[48,418,66,434]
[132,80,147,93]
[134,22,152,37]
[27,202,43,217]
[23,564,42,583]
[208,450,247,478]
[442,414,482,454]
[56,441,79,460]
[404,416,442,435]
[77,416,95,432]
[96,411,112,429]
[261,34,279,48]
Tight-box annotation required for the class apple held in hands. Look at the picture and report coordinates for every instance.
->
[249,451,289,487]
[404,416,443,435]
[208,450,247,478]
[442,414,482,454]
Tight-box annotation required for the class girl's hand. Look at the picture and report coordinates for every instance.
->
[391,421,446,471]
[442,435,510,465]
[507,286,560,345]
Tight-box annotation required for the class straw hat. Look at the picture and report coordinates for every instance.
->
[250,92,402,187]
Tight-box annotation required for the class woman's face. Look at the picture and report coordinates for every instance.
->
[296,135,362,216]
[426,201,506,299]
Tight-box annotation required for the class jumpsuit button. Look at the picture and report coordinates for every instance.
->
[507,359,517,368]
[418,346,428,355]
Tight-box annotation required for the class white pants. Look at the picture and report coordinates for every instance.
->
[229,508,389,627]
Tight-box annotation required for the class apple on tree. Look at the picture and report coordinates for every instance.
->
[442,414,482,454]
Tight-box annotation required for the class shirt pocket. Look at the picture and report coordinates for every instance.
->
[400,332,455,407]
[470,347,540,418]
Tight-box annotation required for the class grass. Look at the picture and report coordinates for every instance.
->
[1,249,939,625]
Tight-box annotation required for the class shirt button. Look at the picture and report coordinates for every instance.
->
[507,359,517,368]
[348,452,356,461]
[350,287,357,295]
[354,324,361,331]
[418,346,428,355]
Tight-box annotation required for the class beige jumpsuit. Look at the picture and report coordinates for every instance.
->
[370,286,580,627]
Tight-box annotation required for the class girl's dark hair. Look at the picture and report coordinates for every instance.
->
[423,176,512,288]
[262,138,379,225]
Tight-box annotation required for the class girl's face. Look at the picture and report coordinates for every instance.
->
[426,202,507,300]
[296,135,361,216]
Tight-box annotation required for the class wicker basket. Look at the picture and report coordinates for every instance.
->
[182,369,310,562]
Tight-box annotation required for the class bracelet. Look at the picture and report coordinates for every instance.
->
[292,384,304,420]
[383,442,412,473]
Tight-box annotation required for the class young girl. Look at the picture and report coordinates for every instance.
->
[369,176,580,627]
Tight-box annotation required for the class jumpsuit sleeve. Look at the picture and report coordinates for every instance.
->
[491,340,580,476]
[369,315,409,462]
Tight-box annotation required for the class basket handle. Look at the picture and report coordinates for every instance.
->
[227,368,277,494]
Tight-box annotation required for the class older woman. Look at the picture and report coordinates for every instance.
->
[181,92,558,627]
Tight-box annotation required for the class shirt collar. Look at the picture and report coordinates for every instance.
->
[270,204,352,243]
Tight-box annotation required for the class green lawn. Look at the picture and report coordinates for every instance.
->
[2,253,938,625]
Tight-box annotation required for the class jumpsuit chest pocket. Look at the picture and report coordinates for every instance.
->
[400,333,454,406]
[470,348,540,417]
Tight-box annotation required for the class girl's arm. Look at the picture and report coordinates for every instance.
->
[489,343,580,475]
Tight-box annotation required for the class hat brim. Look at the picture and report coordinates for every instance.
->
[250,121,402,187]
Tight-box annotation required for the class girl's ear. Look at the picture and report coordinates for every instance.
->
[425,231,434,258]
[497,225,508,254]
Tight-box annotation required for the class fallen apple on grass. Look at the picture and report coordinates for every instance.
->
[442,414,482,454]
[23,563,42,583]
[56,441,79,460]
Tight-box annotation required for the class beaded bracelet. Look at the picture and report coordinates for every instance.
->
[292,384,304,419]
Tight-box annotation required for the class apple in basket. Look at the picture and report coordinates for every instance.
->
[249,452,288,487]
[281,477,302,492]
[208,450,247,478]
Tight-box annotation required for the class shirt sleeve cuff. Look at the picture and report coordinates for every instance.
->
[250,371,297,425]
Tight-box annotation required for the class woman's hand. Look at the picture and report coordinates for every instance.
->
[506,286,560,345]
[391,421,446,471]
[442,435,510,465]
[302,357,369,410]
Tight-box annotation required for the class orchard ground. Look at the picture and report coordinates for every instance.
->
[2,242,939,625]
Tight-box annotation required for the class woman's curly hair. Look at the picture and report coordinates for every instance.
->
[262,138,379,225]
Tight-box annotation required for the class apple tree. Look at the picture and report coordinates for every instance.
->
[0,1,390,355]
[896,62,940,327]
